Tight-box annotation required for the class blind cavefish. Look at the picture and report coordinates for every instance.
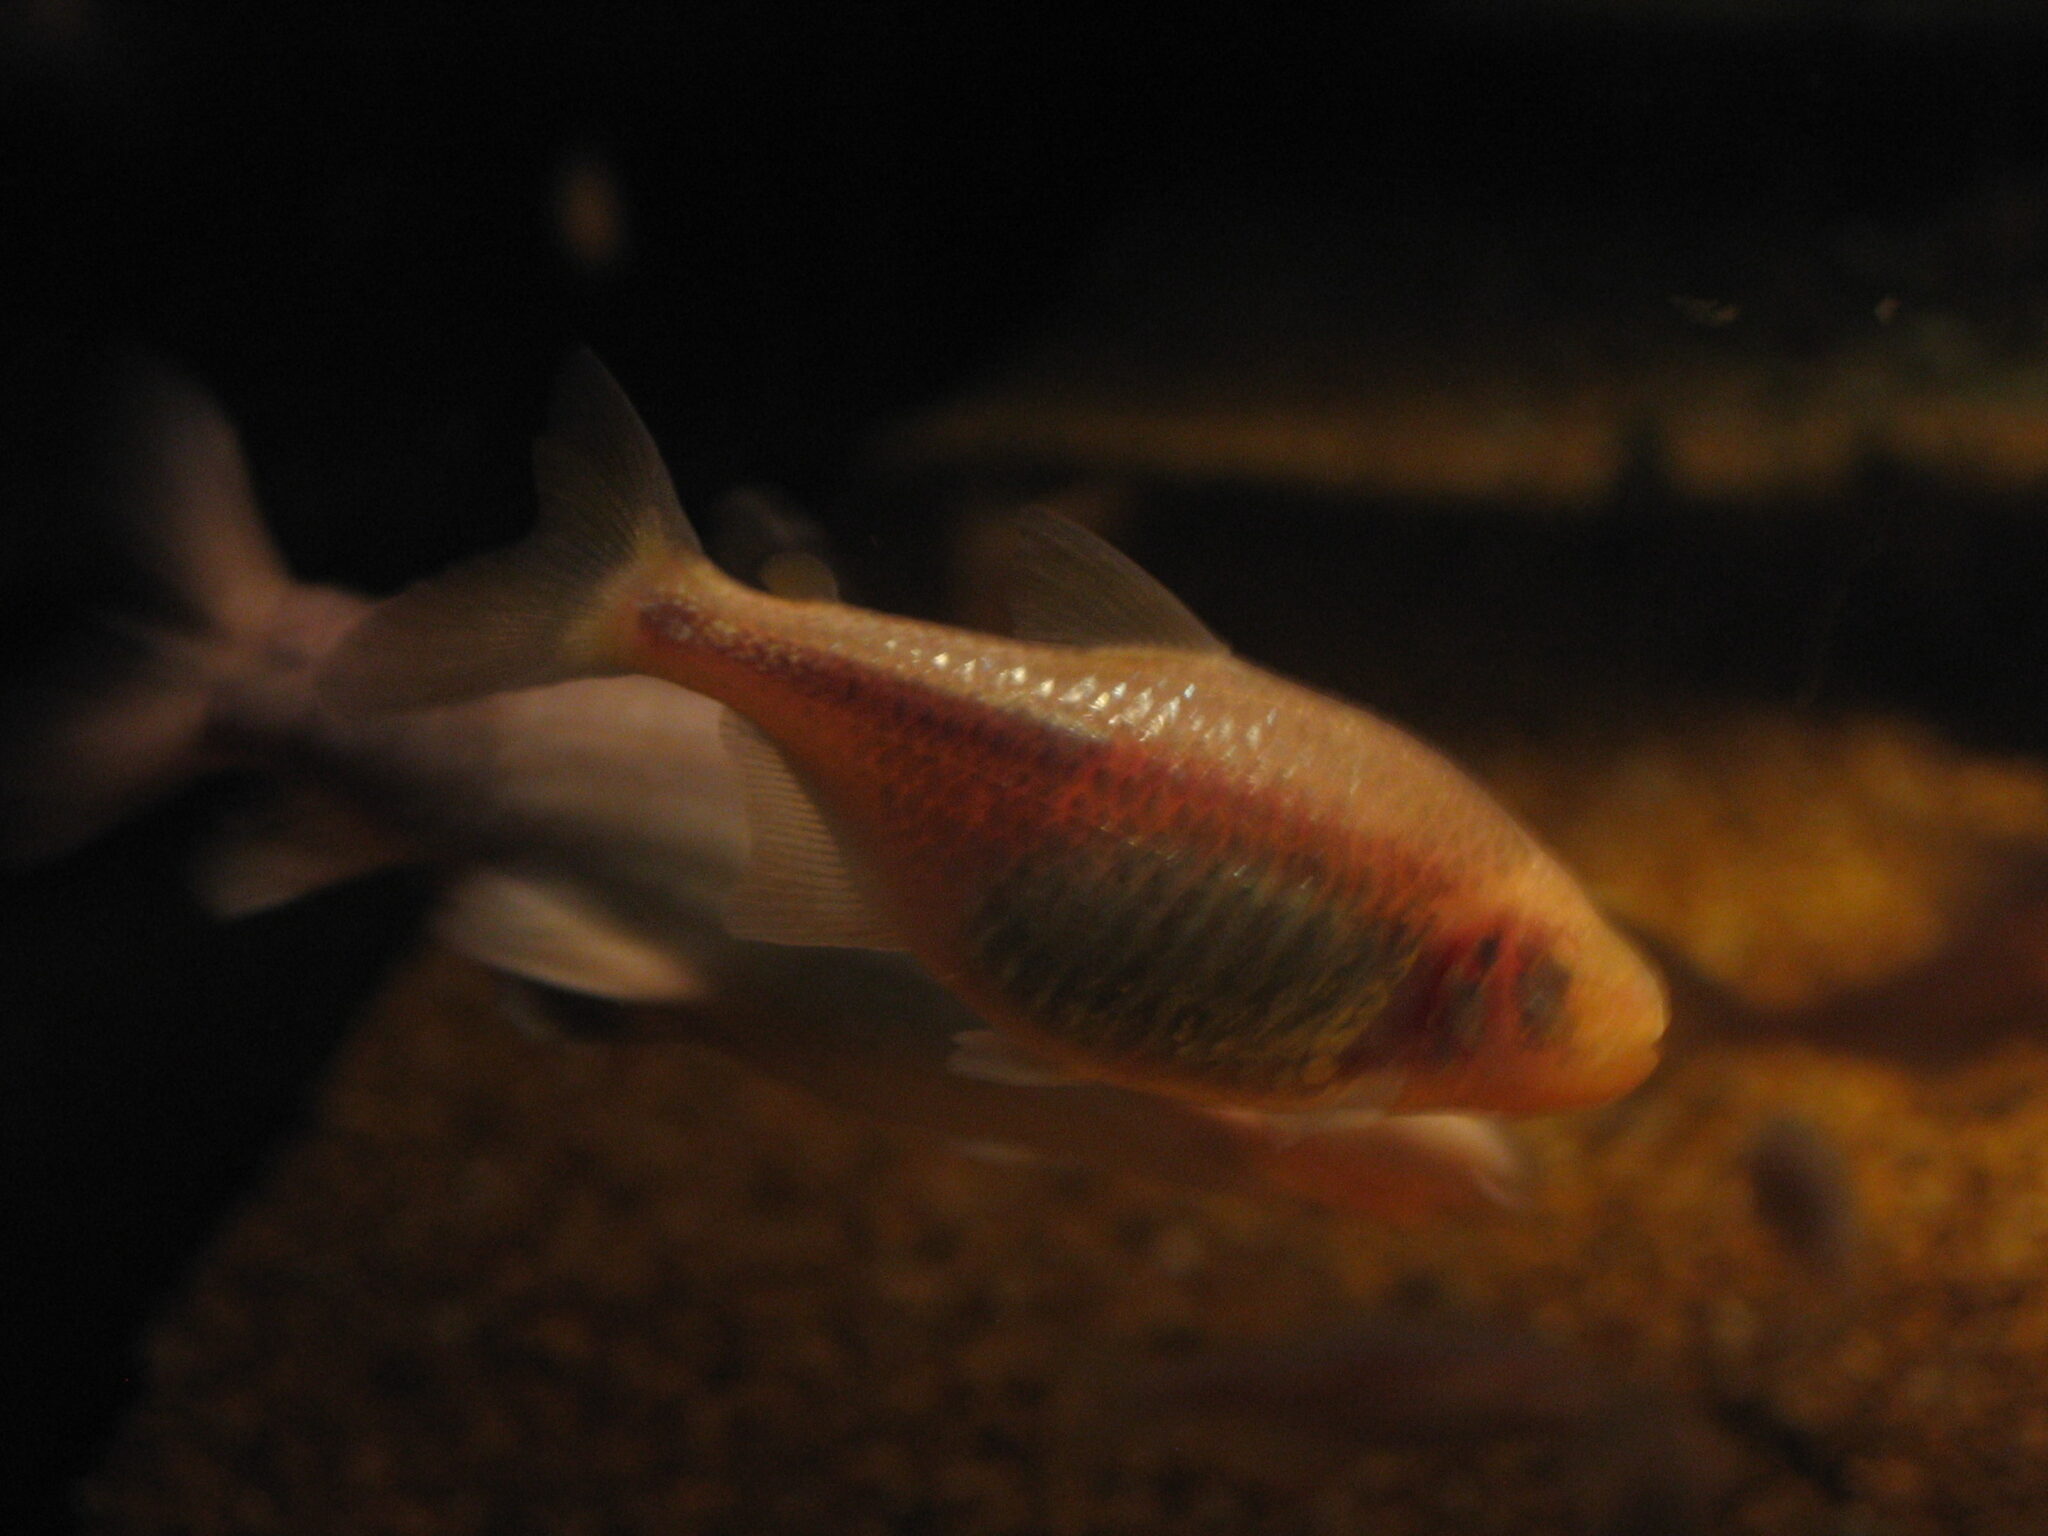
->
[6,362,1523,1221]
[325,353,1666,1116]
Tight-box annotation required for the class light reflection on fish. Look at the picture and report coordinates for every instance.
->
[5,364,1522,1221]
[326,352,1667,1117]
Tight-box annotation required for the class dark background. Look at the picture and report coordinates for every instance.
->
[13,6,2048,1530]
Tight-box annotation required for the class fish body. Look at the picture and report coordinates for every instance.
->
[9,363,1523,1221]
[632,585,1642,1113]
[327,353,1666,1116]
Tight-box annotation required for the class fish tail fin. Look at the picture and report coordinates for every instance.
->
[3,365,293,864]
[117,365,297,642]
[321,350,707,713]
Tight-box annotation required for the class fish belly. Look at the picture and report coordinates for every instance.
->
[959,822,1428,1102]
[828,720,1445,1105]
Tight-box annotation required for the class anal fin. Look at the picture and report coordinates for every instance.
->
[436,869,706,1002]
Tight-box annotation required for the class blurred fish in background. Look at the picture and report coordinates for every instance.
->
[1745,1113,1858,1278]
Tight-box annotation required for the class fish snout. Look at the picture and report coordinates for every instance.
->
[1512,922,1667,1111]
[1388,919,1667,1115]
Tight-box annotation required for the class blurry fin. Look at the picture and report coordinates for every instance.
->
[758,550,840,602]
[1000,511,1226,652]
[322,349,705,714]
[4,366,291,866]
[947,1028,1077,1088]
[493,975,634,1042]
[1351,1122,1531,1212]
[1356,1113,1528,1210]
[436,869,706,1001]
[194,788,406,917]
[1227,1110,1526,1222]
[1247,1081,1406,1140]
[712,486,842,600]
[114,365,293,638]
[1246,1103,1389,1136]
[1,650,210,865]
[719,711,906,949]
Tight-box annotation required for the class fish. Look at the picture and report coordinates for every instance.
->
[1745,1114,1857,1276]
[5,361,1524,1221]
[324,351,1667,1117]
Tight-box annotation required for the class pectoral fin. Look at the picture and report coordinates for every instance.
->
[1226,1110,1527,1220]
[718,711,907,950]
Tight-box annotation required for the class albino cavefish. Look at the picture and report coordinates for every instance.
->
[326,353,1667,1116]
[5,364,1520,1221]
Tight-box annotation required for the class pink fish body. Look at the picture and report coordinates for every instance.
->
[327,354,1666,1117]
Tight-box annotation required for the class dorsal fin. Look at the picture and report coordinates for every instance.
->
[718,711,907,950]
[758,550,840,602]
[1000,511,1226,653]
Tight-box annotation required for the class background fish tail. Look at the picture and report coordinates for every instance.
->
[321,350,707,713]
[2,365,292,865]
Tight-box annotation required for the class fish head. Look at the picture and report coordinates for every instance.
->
[1382,893,1667,1116]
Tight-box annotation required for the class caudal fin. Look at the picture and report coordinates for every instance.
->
[321,350,703,714]
[118,368,294,638]
[2,366,292,864]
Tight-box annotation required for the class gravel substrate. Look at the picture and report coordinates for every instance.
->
[76,708,2048,1535]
